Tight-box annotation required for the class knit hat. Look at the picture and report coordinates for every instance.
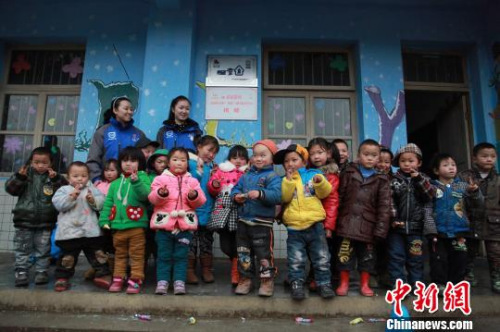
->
[392,143,422,166]
[136,136,160,149]
[273,144,309,165]
[253,139,278,155]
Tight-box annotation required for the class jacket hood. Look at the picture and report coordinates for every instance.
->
[162,118,200,131]
[218,160,248,173]
[319,161,339,175]
[110,117,135,130]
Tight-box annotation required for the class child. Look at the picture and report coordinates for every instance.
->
[424,154,482,290]
[5,147,67,287]
[458,142,500,292]
[52,162,112,291]
[187,135,220,284]
[137,136,160,161]
[377,146,394,175]
[387,143,435,288]
[95,159,120,196]
[333,138,350,173]
[336,139,391,297]
[207,145,249,286]
[276,144,334,300]
[99,147,151,294]
[306,138,340,291]
[149,148,206,295]
[231,139,281,296]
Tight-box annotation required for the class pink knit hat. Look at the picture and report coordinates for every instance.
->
[253,139,278,155]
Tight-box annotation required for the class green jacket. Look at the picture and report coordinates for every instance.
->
[5,168,67,228]
[99,171,151,230]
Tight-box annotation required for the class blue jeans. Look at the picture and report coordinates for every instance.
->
[156,230,193,282]
[387,232,424,286]
[287,222,331,285]
[14,227,51,273]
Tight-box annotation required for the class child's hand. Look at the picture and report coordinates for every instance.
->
[86,190,95,205]
[409,168,419,178]
[102,224,111,230]
[234,194,247,204]
[212,179,221,188]
[188,189,198,200]
[48,168,57,179]
[247,190,260,200]
[130,170,138,182]
[466,177,479,192]
[70,184,81,200]
[18,165,28,176]
[158,185,169,197]
[313,175,322,183]
[285,168,294,181]
[325,229,333,238]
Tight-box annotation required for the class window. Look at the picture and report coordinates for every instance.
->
[402,52,466,85]
[0,46,84,174]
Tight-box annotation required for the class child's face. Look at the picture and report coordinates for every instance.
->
[31,154,52,174]
[104,163,119,182]
[398,152,422,174]
[168,151,188,174]
[358,145,380,169]
[69,166,89,187]
[284,151,305,173]
[154,156,168,174]
[121,158,139,175]
[377,151,392,174]
[435,157,457,181]
[252,144,273,169]
[197,143,218,163]
[113,100,134,123]
[335,142,349,164]
[142,146,156,160]
[172,100,190,124]
[229,155,248,168]
[473,148,497,172]
[309,144,329,168]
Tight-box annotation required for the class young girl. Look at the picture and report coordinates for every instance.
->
[149,148,206,295]
[333,138,350,173]
[99,147,151,294]
[207,145,249,286]
[52,162,111,291]
[425,153,481,289]
[307,138,340,291]
[187,135,220,284]
[95,159,120,196]
[377,146,394,175]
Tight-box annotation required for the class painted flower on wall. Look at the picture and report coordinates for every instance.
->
[62,57,84,78]
[12,54,31,74]
[277,139,292,150]
[3,137,23,154]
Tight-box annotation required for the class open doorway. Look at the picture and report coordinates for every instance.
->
[405,90,472,175]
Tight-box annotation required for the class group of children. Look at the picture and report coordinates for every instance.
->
[5,134,500,300]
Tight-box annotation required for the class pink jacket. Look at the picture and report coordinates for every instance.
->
[149,170,206,231]
[207,161,248,197]
[95,180,111,196]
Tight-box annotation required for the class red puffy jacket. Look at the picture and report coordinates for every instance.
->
[320,162,340,231]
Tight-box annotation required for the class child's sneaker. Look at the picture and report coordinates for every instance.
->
[126,279,142,294]
[15,271,29,287]
[318,283,335,299]
[173,280,186,295]
[93,275,112,289]
[34,271,49,285]
[290,280,306,300]
[155,280,168,295]
[54,278,69,292]
[109,277,124,293]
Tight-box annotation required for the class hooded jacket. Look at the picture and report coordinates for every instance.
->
[149,170,206,231]
[188,153,216,227]
[156,118,202,153]
[315,162,340,231]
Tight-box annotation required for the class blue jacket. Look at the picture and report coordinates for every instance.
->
[424,178,482,238]
[87,118,145,182]
[231,165,282,226]
[189,155,215,226]
[156,118,202,153]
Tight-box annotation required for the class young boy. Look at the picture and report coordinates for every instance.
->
[335,139,391,296]
[333,138,350,173]
[275,144,334,300]
[231,139,282,297]
[388,143,436,288]
[136,136,160,161]
[5,147,67,286]
[458,142,500,292]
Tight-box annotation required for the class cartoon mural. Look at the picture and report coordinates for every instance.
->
[364,85,406,148]
[490,48,500,151]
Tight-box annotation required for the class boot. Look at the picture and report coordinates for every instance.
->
[336,271,350,296]
[258,278,274,297]
[200,254,215,283]
[231,258,239,286]
[186,253,199,285]
[360,271,374,297]
[235,277,252,295]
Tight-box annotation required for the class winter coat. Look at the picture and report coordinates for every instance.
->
[99,171,151,230]
[207,161,248,231]
[423,178,482,239]
[317,162,340,231]
[149,170,206,232]
[231,165,282,227]
[5,168,67,229]
[156,118,202,153]
[390,170,436,235]
[52,182,105,241]
[282,167,332,231]
[87,117,145,182]
[95,180,111,196]
[459,167,500,241]
[188,154,216,227]
[336,163,391,243]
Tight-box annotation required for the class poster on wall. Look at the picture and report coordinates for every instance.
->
[206,87,257,120]
[206,56,258,87]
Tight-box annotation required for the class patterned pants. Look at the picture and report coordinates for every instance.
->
[14,227,51,273]
[189,226,213,256]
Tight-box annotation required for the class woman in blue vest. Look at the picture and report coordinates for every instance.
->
[156,95,203,153]
[87,96,146,183]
